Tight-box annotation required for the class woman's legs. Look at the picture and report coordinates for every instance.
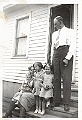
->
[3,101,16,117]
[19,104,26,118]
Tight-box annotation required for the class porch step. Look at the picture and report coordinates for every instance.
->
[26,111,60,118]
[12,108,60,118]
[12,104,77,118]
[61,95,78,108]
[46,105,78,118]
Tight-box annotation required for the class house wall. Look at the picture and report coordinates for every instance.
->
[2,4,50,100]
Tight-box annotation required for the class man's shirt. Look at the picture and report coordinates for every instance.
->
[51,26,76,62]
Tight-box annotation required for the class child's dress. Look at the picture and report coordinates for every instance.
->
[33,70,44,96]
[39,73,54,99]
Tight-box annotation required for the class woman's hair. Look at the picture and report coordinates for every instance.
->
[33,62,43,69]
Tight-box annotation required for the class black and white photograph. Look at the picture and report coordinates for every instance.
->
[0,0,81,119]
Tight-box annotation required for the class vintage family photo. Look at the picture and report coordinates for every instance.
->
[0,3,79,118]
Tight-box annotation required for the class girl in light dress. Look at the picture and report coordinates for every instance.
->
[39,63,54,115]
[32,62,44,114]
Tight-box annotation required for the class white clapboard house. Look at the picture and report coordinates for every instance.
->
[2,4,78,118]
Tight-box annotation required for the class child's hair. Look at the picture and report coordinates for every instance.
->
[28,66,33,70]
[43,63,54,73]
[33,62,43,69]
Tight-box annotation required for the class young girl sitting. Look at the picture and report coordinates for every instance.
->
[32,62,44,114]
[39,63,54,115]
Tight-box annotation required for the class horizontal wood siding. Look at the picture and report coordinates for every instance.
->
[2,4,49,84]
[74,5,78,82]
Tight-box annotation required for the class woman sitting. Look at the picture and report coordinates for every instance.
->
[3,65,35,118]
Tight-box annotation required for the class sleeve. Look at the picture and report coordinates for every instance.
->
[65,29,76,60]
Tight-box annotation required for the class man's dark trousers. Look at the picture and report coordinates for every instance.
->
[52,45,73,105]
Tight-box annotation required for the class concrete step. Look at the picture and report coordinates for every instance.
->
[61,95,78,108]
[46,105,78,118]
[12,105,78,118]
[12,108,60,118]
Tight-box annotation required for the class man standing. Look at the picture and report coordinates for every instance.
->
[51,16,76,111]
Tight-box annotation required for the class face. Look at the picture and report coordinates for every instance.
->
[54,19,61,30]
[45,66,51,74]
[26,75,31,82]
[30,67,34,75]
[34,64,41,72]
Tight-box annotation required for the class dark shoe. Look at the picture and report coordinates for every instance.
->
[64,104,70,111]
[3,113,8,118]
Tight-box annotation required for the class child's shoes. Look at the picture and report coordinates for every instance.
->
[38,109,41,114]
[34,109,38,114]
[46,100,50,107]
[40,110,45,115]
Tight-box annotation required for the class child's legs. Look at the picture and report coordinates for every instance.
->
[39,97,42,110]
[35,95,39,110]
[46,98,50,102]
[42,98,46,111]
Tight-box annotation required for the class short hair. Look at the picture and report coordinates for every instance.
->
[54,16,63,22]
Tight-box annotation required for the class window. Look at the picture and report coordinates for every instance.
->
[14,15,30,57]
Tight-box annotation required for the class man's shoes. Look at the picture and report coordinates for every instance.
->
[64,104,70,111]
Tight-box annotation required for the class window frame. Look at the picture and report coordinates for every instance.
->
[12,13,31,59]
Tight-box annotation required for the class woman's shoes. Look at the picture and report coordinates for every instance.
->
[3,113,9,118]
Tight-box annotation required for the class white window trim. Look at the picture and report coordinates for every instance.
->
[11,13,31,59]
[72,4,78,82]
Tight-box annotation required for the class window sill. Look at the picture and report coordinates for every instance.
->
[2,79,23,84]
[11,56,28,59]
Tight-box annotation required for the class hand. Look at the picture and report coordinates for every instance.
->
[18,88,21,92]
[63,59,68,66]
[44,85,49,90]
